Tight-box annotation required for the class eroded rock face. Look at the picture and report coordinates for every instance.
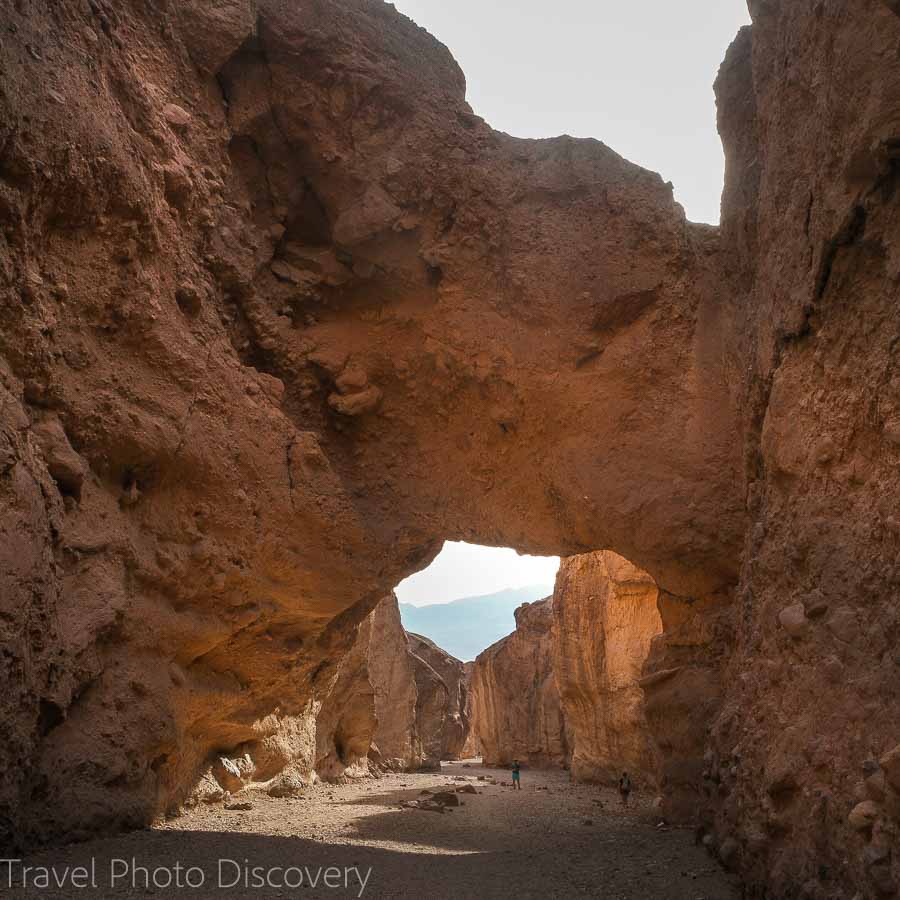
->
[179,594,468,799]
[469,599,570,768]
[0,0,741,850]
[367,594,419,770]
[703,8,900,895]
[553,552,661,785]
[1,0,900,895]
[469,553,663,785]
[315,594,474,779]
[407,632,470,763]
[314,614,377,781]
[365,598,470,772]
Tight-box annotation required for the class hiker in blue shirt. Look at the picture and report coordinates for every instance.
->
[511,759,521,790]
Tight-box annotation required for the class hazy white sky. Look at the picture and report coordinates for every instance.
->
[391,0,750,224]
[395,542,560,606]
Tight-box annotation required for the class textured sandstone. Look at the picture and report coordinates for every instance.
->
[460,661,480,758]
[316,595,471,778]
[181,594,468,801]
[1,0,899,896]
[314,613,377,781]
[407,632,470,763]
[367,595,419,770]
[468,599,569,768]
[553,552,662,785]
[468,552,663,784]
[0,0,738,851]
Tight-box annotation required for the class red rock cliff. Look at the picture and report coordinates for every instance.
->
[2,1,900,896]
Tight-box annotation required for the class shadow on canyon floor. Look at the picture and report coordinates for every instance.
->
[7,767,738,899]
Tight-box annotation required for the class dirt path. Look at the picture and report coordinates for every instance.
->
[6,762,739,899]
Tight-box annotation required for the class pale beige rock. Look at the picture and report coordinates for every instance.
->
[265,768,309,798]
[212,756,249,793]
[186,770,226,806]
[367,596,419,770]
[314,614,377,781]
[553,552,662,784]
[468,599,569,768]
[777,603,808,638]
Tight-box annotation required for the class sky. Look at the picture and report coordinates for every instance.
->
[391,0,751,224]
[395,542,560,607]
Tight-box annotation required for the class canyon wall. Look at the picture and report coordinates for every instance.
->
[190,593,469,800]
[407,632,470,764]
[0,0,741,852]
[467,551,662,786]
[316,596,472,778]
[1,0,900,896]
[702,9,900,895]
[469,598,569,768]
[553,552,662,786]
[366,593,419,770]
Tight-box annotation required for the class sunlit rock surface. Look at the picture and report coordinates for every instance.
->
[553,552,661,785]
[2,0,900,895]
[469,598,569,768]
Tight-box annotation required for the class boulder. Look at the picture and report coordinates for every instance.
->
[177,0,257,75]
[266,769,308,798]
[187,770,226,806]
[31,418,85,500]
[212,757,247,793]
[778,603,808,638]
[848,801,881,831]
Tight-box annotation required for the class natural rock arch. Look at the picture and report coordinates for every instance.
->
[2,2,900,897]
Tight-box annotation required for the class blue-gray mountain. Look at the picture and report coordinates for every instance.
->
[399,584,553,661]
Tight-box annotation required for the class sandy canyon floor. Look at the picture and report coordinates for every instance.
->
[7,763,739,899]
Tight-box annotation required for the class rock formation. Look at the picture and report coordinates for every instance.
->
[468,598,570,768]
[407,632,470,764]
[553,552,662,786]
[468,552,661,784]
[193,593,469,799]
[314,596,472,779]
[2,0,900,895]
[460,661,480,758]
[366,594,420,770]
[314,612,377,781]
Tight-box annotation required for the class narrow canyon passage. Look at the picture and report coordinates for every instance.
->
[7,763,738,900]
[4,1,900,897]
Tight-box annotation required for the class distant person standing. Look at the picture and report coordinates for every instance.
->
[511,759,522,790]
[618,771,633,808]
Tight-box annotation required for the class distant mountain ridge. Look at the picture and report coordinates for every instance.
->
[399,584,553,662]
